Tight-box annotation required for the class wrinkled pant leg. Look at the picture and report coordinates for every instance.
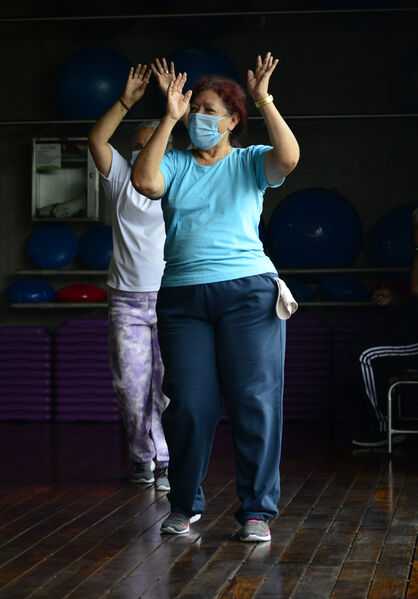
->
[150,319,170,467]
[108,288,165,464]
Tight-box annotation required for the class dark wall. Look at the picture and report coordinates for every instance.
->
[1,3,417,326]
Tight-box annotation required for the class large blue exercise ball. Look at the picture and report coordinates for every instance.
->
[367,202,417,268]
[7,279,55,302]
[321,275,369,301]
[55,47,132,119]
[285,279,316,302]
[267,189,363,269]
[78,225,113,269]
[28,225,78,269]
[166,45,240,92]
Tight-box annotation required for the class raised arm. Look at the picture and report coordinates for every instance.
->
[131,73,192,199]
[247,52,300,185]
[88,64,151,177]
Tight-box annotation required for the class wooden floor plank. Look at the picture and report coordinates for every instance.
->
[0,421,416,598]
[63,479,238,597]
[0,486,161,598]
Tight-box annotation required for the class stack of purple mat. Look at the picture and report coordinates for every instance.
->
[0,326,52,421]
[53,318,121,422]
[284,317,332,420]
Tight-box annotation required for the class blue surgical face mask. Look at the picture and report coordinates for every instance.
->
[188,113,230,150]
[130,150,140,166]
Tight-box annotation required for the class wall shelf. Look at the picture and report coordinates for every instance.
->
[1,114,418,127]
[11,302,107,309]
[16,270,107,276]
[9,300,378,309]
[15,267,410,277]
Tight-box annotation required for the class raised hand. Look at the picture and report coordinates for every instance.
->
[122,64,152,108]
[151,57,176,97]
[247,52,279,102]
[165,73,192,122]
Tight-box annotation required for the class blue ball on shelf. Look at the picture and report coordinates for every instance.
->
[166,45,240,92]
[321,275,369,301]
[28,225,78,269]
[267,189,363,269]
[285,279,316,302]
[367,202,416,268]
[55,46,132,120]
[78,225,113,270]
[7,278,55,303]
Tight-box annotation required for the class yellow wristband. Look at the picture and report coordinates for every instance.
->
[254,94,274,109]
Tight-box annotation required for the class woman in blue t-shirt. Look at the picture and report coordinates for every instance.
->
[131,52,300,542]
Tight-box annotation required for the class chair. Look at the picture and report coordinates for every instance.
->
[387,369,418,454]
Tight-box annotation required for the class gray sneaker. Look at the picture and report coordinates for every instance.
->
[240,519,271,542]
[130,460,155,484]
[160,512,201,534]
[155,467,170,491]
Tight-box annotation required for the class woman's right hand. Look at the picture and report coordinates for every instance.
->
[121,64,151,108]
[165,73,192,122]
[151,57,176,96]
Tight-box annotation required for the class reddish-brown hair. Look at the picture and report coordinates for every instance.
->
[192,75,248,142]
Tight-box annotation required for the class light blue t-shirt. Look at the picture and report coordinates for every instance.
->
[159,145,284,287]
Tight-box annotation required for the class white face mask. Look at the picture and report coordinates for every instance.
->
[130,150,140,166]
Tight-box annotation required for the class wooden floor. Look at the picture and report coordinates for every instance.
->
[0,420,417,599]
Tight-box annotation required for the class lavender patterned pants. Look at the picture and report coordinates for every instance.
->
[108,287,169,467]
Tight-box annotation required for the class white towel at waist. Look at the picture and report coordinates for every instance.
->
[274,278,298,320]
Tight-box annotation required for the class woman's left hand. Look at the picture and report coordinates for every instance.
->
[247,52,279,102]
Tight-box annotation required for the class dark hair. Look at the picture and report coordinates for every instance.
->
[192,75,248,142]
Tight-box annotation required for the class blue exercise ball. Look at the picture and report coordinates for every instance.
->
[55,46,132,119]
[166,45,240,92]
[78,225,113,269]
[367,202,417,268]
[321,275,369,301]
[267,189,363,269]
[285,279,316,302]
[28,225,78,269]
[7,278,55,303]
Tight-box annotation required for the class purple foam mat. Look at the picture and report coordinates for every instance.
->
[53,354,109,363]
[54,329,108,342]
[0,358,51,367]
[0,368,51,377]
[54,382,114,392]
[54,403,119,412]
[0,385,52,400]
[53,374,112,383]
[64,317,108,327]
[0,325,51,336]
[0,352,51,362]
[0,376,51,385]
[54,413,120,422]
[54,396,117,405]
[0,404,51,413]
[54,342,108,351]
[53,363,110,372]
[0,394,51,403]
[0,338,51,346]
[0,413,51,421]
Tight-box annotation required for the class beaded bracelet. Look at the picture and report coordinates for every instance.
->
[118,97,130,112]
[254,94,274,109]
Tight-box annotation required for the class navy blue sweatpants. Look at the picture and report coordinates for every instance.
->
[156,273,286,524]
